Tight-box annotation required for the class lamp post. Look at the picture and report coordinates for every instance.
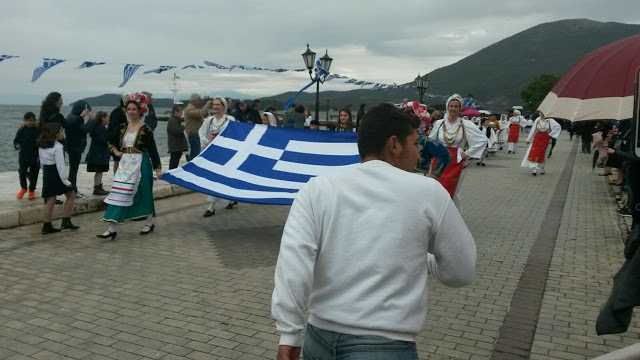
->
[302,44,333,121]
[326,97,330,122]
[415,73,430,104]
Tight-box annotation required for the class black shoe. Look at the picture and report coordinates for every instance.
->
[618,208,632,217]
[96,231,117,240]
[481,163,486,167]
[203,209,215,217]
[93,184,109,196]
[61,217,79,230]
[55,199,63,205]
[225,203,234,210]
[140,224,155,235]
[532,172,537,177]
[508,151,511,154]
[42,222,61,235]
[548,154,552,158]
[233,201,238,205]
[476,162,481,166]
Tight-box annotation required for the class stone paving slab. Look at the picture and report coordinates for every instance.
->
[0,156,191,229]
[0,135,637,359]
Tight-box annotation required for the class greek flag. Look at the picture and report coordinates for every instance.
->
[181,64,204,70]
[204,61,229,70]
[31,58,65,82]
[163,121,360,205]
[77,61,105,69]
[0,54,19,63]
[269,68,288,73]
[143,65,176,74]
[118,64,142,87]
[345,78,358,84]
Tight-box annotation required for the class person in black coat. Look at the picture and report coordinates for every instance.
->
[38,92,65,131]
[108,98,128,174]
[166,104,188,169]
[247,99,262,124]
[85,111,110,195]
[65,100,92,197]
[356,103,366,131]
[13,112,40,199]
[142,91,158,131]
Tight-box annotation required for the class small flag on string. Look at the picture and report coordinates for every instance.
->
[143,65,176,74]
[353,80,365,85]
[31,58,65,82]
[362,81,374,86]
[345,79,357,84]
[0,54,19,63]
[269,68,288,73]
[204,61,229,70]
[181,64,204,70]
[293,69,306,72]
[118,64,142,87]
[76,61,106,69]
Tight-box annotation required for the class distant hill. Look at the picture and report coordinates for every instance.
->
[71,94,183,108]
[258,19,640,112]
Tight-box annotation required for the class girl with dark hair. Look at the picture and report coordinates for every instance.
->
[37,122,78,234]
[85,111,110,195]
[335,109,354,132]
[38,92,65,131]
[98,93,162,239]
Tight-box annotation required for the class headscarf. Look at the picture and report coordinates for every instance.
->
[213,95,228,113]
[263,112,277,126]
[446,93,464,110]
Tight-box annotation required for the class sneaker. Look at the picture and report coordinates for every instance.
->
[16,188,27,199]
[28,191,35,200]
[75,192,87,199]
[618,208,632,217]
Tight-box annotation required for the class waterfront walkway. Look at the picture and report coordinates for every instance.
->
[0,135,638,359]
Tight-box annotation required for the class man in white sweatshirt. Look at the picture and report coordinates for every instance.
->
[272,103,477,360]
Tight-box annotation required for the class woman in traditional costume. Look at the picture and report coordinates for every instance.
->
[521,112,562,176]
[429,94,487,210]
[199,96,237,217]
[497,114,509,149]
[507,110,525,153]
[477,118,497,166]
[97,93,162,239]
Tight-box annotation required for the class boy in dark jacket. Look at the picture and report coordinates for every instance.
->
[13,112,40,200]
[65,100,92,198]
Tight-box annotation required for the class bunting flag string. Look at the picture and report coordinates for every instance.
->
[143,65,177,74]
[3,52,415,91]
[77,61,106,69]
[31,58,65,83]
[118,64,143,88]
[0,54,19,63]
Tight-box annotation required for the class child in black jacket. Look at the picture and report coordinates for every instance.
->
[13,112,40,200]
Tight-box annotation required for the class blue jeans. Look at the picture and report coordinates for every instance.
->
[303,324,417,360]
[188,135,201,161]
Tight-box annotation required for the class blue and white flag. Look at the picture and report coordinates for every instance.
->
[269,68,288,73]
[118,64,142,87]
[0,54,19,63]
[181,64,205,70]
[204,61,229,70]
[31,58,65,82]
[163,121,360,205]
[345,78,358,84]
[143,65,176,74]
[76,61,106,69]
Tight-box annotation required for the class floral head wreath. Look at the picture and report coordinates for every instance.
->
[125,92,150,115]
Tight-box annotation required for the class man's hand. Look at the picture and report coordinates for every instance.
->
[277,345,301,360]
[80,109,90,118]
[460,152,468,160]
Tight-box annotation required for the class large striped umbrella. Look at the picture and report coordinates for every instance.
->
[538,34,640,122]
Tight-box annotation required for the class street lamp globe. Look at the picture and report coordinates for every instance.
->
[423,74,430,89]
[415,73,426,89]
[320,50,333,72]
[302,44,316,71]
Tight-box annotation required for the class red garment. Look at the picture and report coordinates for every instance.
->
[527,131,550,164]
[507,123,520,143]
[432,147,464,198]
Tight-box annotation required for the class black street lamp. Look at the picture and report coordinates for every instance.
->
[302,44,333,121]
[415,73,430,104]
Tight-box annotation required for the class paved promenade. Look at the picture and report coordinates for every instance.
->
[0,135,638,359]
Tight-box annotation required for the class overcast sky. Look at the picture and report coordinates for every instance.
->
[0,0,638,104]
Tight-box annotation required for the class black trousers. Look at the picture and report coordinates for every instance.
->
[169,152,182,170]
[19,161,39,191]
[67,150,81,193]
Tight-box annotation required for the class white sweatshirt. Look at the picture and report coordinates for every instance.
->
[271,160,477,347]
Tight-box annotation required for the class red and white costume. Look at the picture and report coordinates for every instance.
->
[521,117,562,175]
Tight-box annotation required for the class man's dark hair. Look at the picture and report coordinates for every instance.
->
[310,119,320,126]
[357,103,420,160]
[24,111,36,120]
[251,99,261,108]
[171,104,183,114]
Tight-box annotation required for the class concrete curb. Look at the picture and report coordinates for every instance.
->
[0,184,192,229]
